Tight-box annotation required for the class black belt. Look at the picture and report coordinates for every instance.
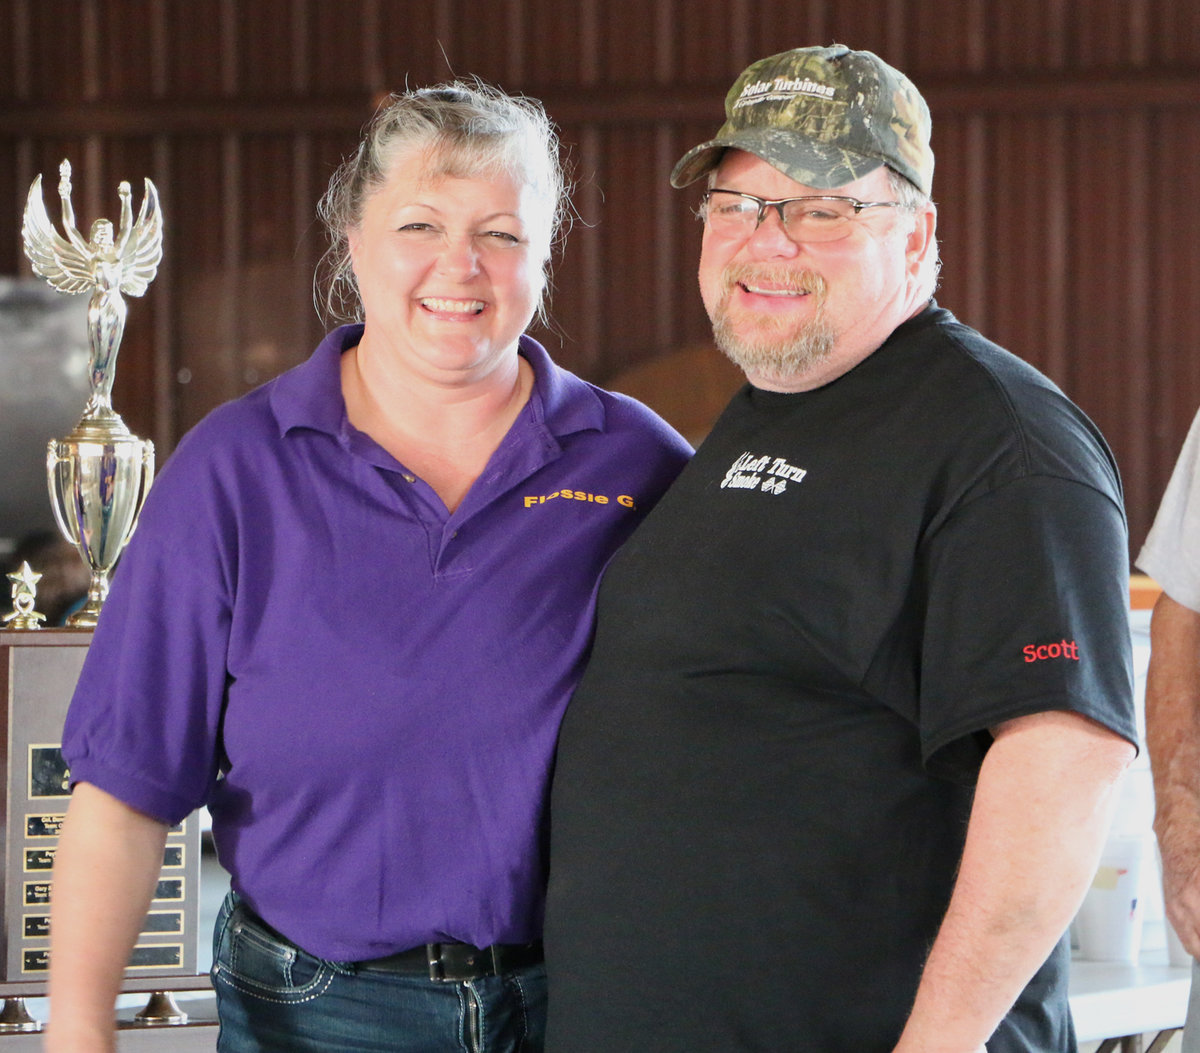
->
[356,940,543,982]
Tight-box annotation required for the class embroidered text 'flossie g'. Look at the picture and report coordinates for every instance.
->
[524,490,636,509]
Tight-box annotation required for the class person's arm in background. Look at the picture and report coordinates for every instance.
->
[45,782,169,1053]
[1146,590,1200,956]
[892,710,1135,1053]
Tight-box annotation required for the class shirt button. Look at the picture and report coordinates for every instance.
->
[402,473,415,483]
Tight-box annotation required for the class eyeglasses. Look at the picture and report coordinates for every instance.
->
[700,189,903,242]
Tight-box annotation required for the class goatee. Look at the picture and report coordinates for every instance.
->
[710,264,835,384]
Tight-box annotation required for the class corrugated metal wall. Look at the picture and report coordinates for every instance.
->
[1,0,1198,552]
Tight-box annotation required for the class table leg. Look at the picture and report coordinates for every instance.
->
[1146,1030,1180,1053]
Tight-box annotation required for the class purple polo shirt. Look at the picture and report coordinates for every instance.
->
[62,325,690,960]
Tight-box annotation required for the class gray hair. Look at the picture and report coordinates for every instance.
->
[885,166,930,211]
[886,167,941,300]
[315,80,571,326]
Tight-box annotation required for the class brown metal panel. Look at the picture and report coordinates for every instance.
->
[1149,2,1200,65]
[1142,108,1200,548]
[921,112,971,326]
[745,1,834,69]
[822,0,910,68]
[147,135,177,455]
[166,137,229,275]
[238,136,299,264]
[522,0,599,88]
[674,3,735,81]
[1059,109,1154,548]
[222,135,318,394]
[444,0,530,87]
[530,121,587,375]
[1071,0,1150,69]
[169,135,238,438]
[537,121,606,378]
[304,0,374,95]
[974,113,1071,387]
[664,120,718,357]
[595,0,661,86]
[0,147,15,276]
[159,0,231,99]
[924,113,989,337]
[649,124,680,349]
[233,0,305,98]
[973,0,1069,71]
[93,0,161,101]
[564,116,712,384]
[22,2,88,103]
[371,0,465,89]
[0,0,30,102]
[297,135,349,362]
[1115,112,1152,547]
[590,126,664,363]
[908,1,987,74]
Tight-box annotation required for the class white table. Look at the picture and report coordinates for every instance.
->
[1070,948,1191,1051]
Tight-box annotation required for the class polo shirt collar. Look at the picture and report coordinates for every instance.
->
[269,324,360,438]
[517,333,606,438]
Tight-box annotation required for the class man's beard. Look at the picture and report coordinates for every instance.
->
[710,264,835,383]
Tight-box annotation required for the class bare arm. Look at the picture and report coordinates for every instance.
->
[892,710,1135,1053]
[45,782,169,1053]
[1146,591,1200,955]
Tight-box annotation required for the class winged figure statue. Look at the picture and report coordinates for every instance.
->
[22,159,163,420]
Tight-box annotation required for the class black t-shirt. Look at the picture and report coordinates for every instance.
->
[545,304,1137,1053]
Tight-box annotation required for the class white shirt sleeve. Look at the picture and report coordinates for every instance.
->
[1138,407,1200,612]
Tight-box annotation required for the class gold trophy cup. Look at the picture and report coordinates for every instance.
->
[22,160,162,627]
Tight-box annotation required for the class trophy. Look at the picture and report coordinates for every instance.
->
[21,160,162,627]
[2,563,46,630]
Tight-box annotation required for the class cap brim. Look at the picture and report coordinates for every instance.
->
[669,142,728,188]
[670,130,886,191]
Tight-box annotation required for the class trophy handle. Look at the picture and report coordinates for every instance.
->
[128,439,156,537]
[45,439,81,548]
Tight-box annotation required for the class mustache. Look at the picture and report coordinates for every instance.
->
[720,263,828,299]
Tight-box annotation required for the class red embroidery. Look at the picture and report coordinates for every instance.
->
[1022,640,1080,663]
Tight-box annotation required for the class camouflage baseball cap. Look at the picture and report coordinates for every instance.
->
[670,45,934,196]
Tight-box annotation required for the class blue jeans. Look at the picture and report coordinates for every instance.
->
[211,893,546,1052]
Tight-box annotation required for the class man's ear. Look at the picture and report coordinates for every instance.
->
[907,203,936,267]
[906,203,938,290]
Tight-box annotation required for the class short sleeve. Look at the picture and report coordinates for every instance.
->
[60,434,235,825]
[1138,408,1200,612]
[918,474,1136,781]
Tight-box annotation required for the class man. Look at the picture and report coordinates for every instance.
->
[544,45,1138,1052]
[1138,409,1200,1053]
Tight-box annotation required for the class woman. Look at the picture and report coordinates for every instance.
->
[47,81,690,1053]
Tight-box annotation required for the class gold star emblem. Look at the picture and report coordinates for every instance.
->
[8,562,42,593]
